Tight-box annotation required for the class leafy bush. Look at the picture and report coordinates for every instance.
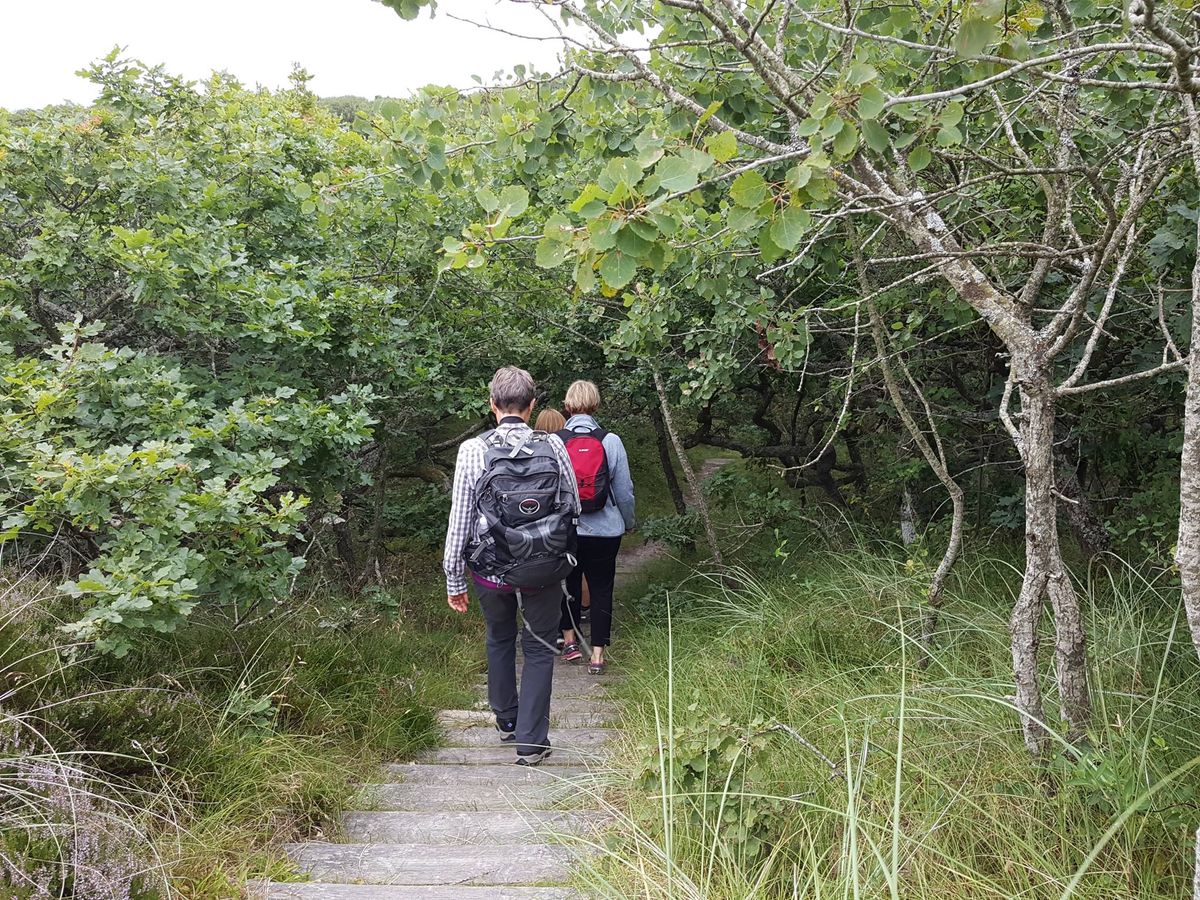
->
[0,323,378,654]
[636,713,793,861]
[638,513,700,547]
[705,465,802,529]
[0,56,462,654]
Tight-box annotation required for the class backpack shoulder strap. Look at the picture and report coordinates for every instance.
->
[560,424,605,438]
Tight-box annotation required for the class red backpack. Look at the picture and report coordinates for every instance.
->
[558,427,612,514]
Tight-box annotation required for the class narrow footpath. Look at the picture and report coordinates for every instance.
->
[255,456,734,899]
[256,584,635,898]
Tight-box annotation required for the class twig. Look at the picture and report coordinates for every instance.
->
[758,723,843,779]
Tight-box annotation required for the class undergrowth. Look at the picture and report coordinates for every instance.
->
[0,571,475,897]
[577,540,1200,899]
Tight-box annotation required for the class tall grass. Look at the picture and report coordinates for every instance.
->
[572,546,1200,899]
[0,572,175,897]
[0,569,477,897]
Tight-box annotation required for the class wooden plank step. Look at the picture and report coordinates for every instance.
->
[384,763,591,785]
[362,781,586,811]
[439,708,616,729]
[281,842,578,885]
[419,745,607,767]
[442,726,615,750]
[464,697,613,715]
[253,885,577,900]
[342,809,610,843]
[474,679,610,698]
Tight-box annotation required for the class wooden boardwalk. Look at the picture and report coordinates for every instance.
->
[255,612,619,898]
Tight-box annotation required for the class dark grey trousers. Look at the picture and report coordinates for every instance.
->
[477,581,561,754]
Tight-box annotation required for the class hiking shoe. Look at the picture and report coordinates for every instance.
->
[561,642,583,663]
[515,745,552,766]
[496,717,517,743]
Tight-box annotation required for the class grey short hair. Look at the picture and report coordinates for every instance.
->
[490,366,536,412]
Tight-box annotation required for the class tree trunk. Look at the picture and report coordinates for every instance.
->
[1176,99,1200,662]
[1057,464,1111,560]
[333,516,358,585]
[653,370,724,569]
[925,481,965,653]
[862,292,965,661]
[1014,367,1092,752]
[1177,226,1200,661]
[650,403,688,516]
[845,429,868,492]
[899,486,917,547]
[362,458,388,586]
[1194,827,1200,900]
[810,445,848,507]
[350,431,392,588]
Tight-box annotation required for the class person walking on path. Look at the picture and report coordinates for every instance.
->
[535,407,573,652]
[443,367,581,765]
[535,408,566,434]
[558,380,635,675]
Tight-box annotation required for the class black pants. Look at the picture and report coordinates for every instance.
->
[477,582,560,754]
[561,535,622,647]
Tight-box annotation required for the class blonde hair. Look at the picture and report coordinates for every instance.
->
[564,380,601,416]
[535,408,566,433]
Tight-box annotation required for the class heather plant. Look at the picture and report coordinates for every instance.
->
[0,578,165,898]
[0,727,158,899]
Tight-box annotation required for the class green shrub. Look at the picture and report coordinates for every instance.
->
[636,713,794,862]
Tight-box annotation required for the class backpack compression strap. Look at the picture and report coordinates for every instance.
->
[514,570,589,659]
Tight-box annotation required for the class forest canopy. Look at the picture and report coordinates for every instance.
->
[1,0,1198,749]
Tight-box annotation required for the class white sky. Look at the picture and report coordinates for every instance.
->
[1,1,568,110]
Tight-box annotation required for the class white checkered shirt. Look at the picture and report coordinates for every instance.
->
[442,420,580,594]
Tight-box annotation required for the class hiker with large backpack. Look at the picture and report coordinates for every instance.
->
[443,366,581,766]
[558,380,636,675]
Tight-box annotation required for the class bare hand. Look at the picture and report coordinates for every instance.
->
[447,592,469,614]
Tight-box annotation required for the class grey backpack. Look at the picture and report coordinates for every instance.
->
[466,429,578,588]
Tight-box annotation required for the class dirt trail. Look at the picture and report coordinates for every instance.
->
[615,454,736,579]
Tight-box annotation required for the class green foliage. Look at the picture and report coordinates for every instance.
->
[638,513,701,547]
[0,57,538,652]
[3,21,1197,893]
[371,0,1195,573]
[636,713,792,861]
[0,322,350,653]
